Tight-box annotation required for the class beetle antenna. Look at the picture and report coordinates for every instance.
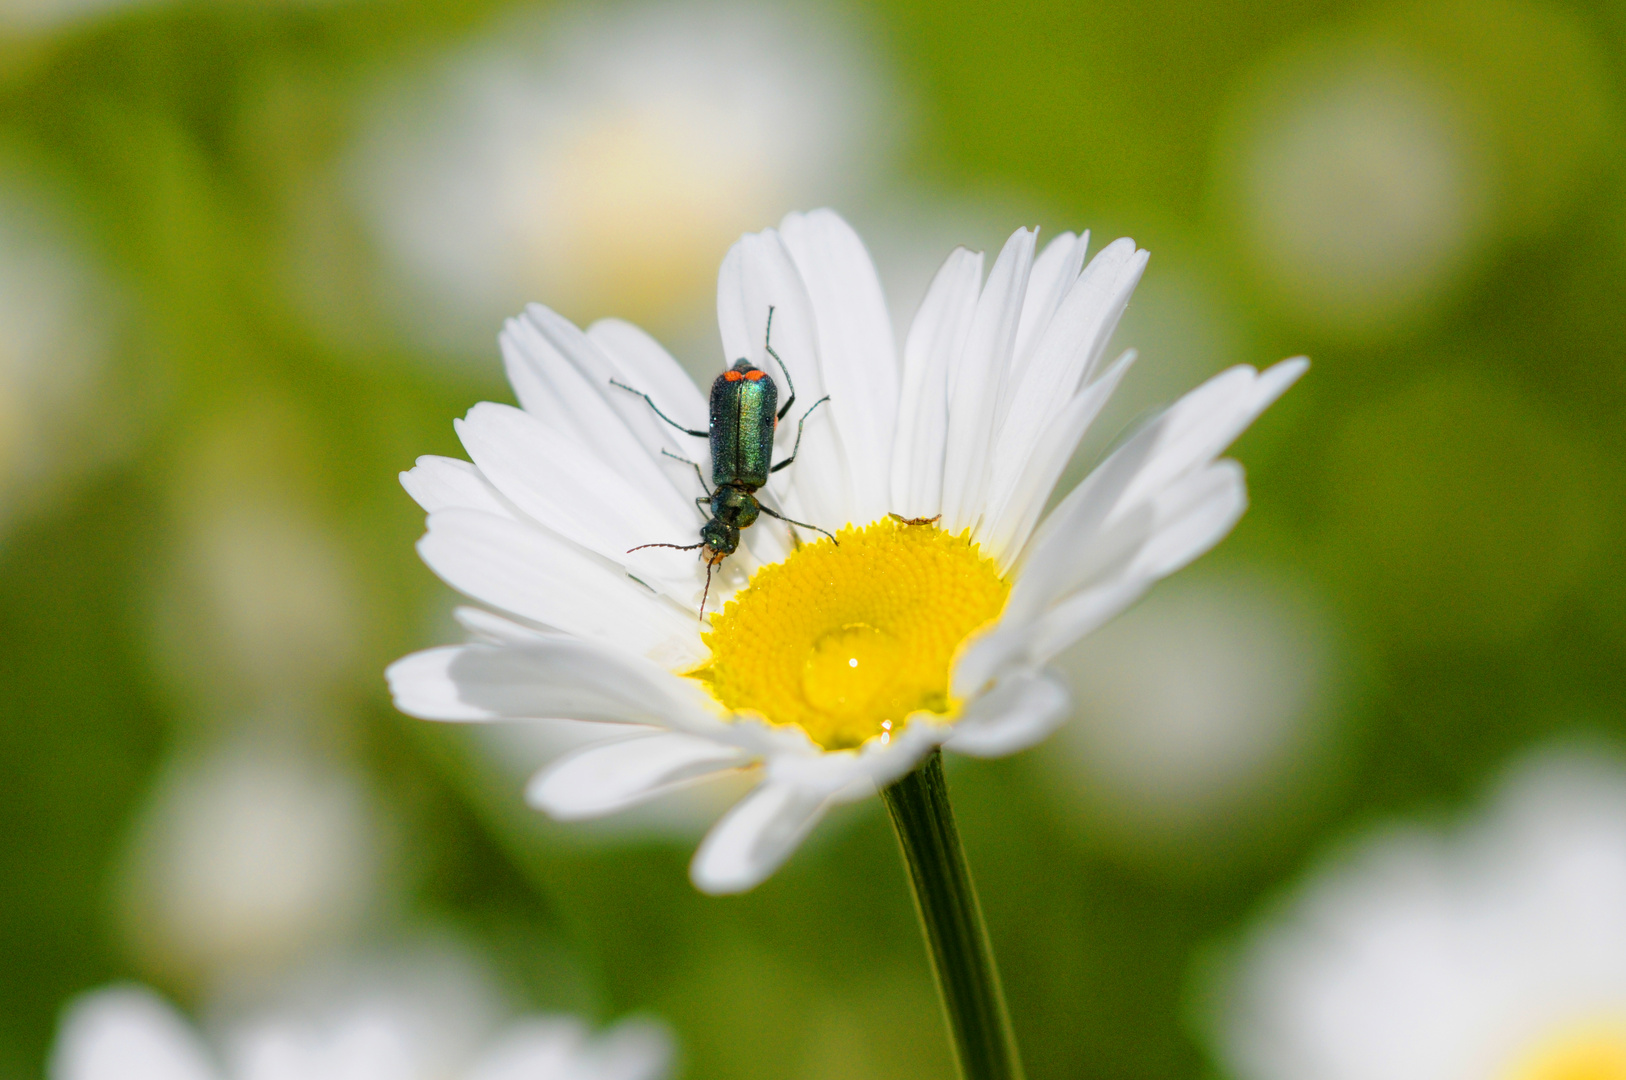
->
[628,541,705,553]
[698,560,715,622]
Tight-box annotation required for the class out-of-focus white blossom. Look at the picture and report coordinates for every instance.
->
[51,947,672,1080]
[116,741,385,984]
[1217,37,1491,336]
[0,177,127,531]
[149,402,365,703]
[1207,744,1626,1080]
[1042,567,1344,849]
[166,495,362,697]
[347,0,892,360]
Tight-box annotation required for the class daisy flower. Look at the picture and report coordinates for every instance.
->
[386,208,1305,895]
[1206,745,1626,1080]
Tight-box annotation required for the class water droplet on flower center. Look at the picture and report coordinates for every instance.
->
[801,623,900,716]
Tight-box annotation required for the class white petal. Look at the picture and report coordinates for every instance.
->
[946,670,1072,758]
[586,317,710,443]
[416,509,703,666]
[501,307,642,460]
[1112,357,1306,521]
[967,460,1249,694]
[507,309,702,504]
[980,349,1137,564]
[690,782,830,894]
[452,606,560,646]
[50,986,219,1080]
[1124,459,1249,581]
[400,456,513,517]
[940,226,1036,533]
[1011,359,1306,621]
[455,403,698,600]
[716,228,850,533]
[759,712,947,797]
[779,209,898,524]
[1009,230,1089,382]
[386,638,716,729]
[891,246,983,520]
[955,577,1150,698]
[528,732,749,820]
[986,239,1147,540]
[502,306,705,516]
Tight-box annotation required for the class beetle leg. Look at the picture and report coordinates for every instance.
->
[661,448,713,497]
[757,502,838,545]
[764,306,798,421]
[610,379,708,438]
[770,395,831,473]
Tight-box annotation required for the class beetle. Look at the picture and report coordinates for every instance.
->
[611,307,834,617]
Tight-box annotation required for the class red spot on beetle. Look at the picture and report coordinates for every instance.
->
[723,370,744,382]
[744,369,766,381]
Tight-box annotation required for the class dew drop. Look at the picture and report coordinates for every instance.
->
[800,622,900,716]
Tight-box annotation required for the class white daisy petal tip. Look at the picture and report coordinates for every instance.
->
[525,733,749,821]
[945,671,1072,759]
[689,782,830,895]
[1252,355,1310,413]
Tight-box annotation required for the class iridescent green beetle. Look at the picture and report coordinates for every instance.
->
[612,307,834,615]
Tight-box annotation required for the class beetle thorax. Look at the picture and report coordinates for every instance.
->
[711,485,760,530]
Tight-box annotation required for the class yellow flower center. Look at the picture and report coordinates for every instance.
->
[691,517,1010,751]
[1506,1019,1626,1080]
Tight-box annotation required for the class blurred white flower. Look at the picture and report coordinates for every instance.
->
[116,741,385,985]
[1207,744,1626,1080]
[169,495,363,696]
[348,0,891,359]
[1217,37,1492,336]
[50,956,671,1080]
[150,400,365,702]
[1042,567,1344,845]
[0,177,126,530]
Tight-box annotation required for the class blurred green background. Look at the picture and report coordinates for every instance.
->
[0,0,1621,1076]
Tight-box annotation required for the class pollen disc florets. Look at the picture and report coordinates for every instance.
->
[693,517,1010,750]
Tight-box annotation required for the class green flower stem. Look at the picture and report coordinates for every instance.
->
[882,748,1025,1080]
